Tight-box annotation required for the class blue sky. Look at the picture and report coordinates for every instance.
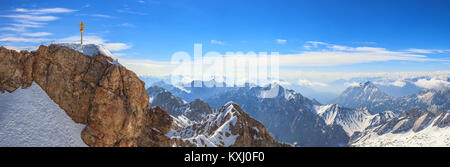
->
[1,0,450,91]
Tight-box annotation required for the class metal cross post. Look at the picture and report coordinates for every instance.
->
[79,22,85,45]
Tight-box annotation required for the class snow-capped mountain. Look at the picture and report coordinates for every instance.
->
[150,80,238,102]
[332,81,450,114]
[146,86,286,147]
[314,104,373,136]
[203,83,349,146]
[351,109,450,146]
[169,102,287,147]
[147,85,214,124]
[0,82,86,146]
[331,81,397,114]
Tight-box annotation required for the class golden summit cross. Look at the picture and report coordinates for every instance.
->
[79,22,85,45]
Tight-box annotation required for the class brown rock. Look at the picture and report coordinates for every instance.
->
[0,45,173,147]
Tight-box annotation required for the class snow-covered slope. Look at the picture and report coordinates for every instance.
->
[314,104,373,136]
[0,82,87,147]
[352,126,450,147]
[351,109,450,147]
[56,43,121,65]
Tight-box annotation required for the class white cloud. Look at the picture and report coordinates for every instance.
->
[405,48,447,54]
[414,78,450,89]
[0,37,48,43]
[276,39,287,44]
[15,8,76,14]
[0,8,73,33]
[298,79,328,87]
[390,80,407,87]
[119,59,177,77]
[344,82,360,87]
[211,40,224,45]
[116,8,148,15]
[373,80,407,87]
[271,80,291,86]
[3,45,38,51]
[76,14,112,18]
[279,70,450,83]
[118,23,135,27]
[277,51,431,67]
[0,14,59,21]
[306,41,327,48]
[22,32,52,37]
[303,44,312,50]
[103,43,132,51]
[92,14,112,18]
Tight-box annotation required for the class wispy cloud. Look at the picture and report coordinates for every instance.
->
[103,43,132,51]
[373,80,407,87]
[276,39,287,44]
[298,79,327,87]
[414,78,450,89]
[306,41,327,48]
[118,23,135,27]
[14,8,77,14]
[283,41,445,67]
[0,14,59,21]
[211,40,224,45]
[0,36,48,43]
[76,14,113,18]
[405,48,448,54]
[3,45,38,51]
[22,32,52,37]
[116,8,148,15]
[0,8,76,33]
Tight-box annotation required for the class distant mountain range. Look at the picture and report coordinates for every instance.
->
[331,81,450,114]
[146,79,450,146]
[1,44,448,147]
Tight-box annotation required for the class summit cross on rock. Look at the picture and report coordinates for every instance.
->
[79,22,85,45]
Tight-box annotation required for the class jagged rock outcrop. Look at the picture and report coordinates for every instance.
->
[170,102,289,147]
[0,45,172,147]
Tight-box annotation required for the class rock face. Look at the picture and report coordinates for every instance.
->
[0,45,172,147]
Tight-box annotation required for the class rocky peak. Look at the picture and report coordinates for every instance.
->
[170,101,288,147]
[0,44,173,147]
[187,99,214,122]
